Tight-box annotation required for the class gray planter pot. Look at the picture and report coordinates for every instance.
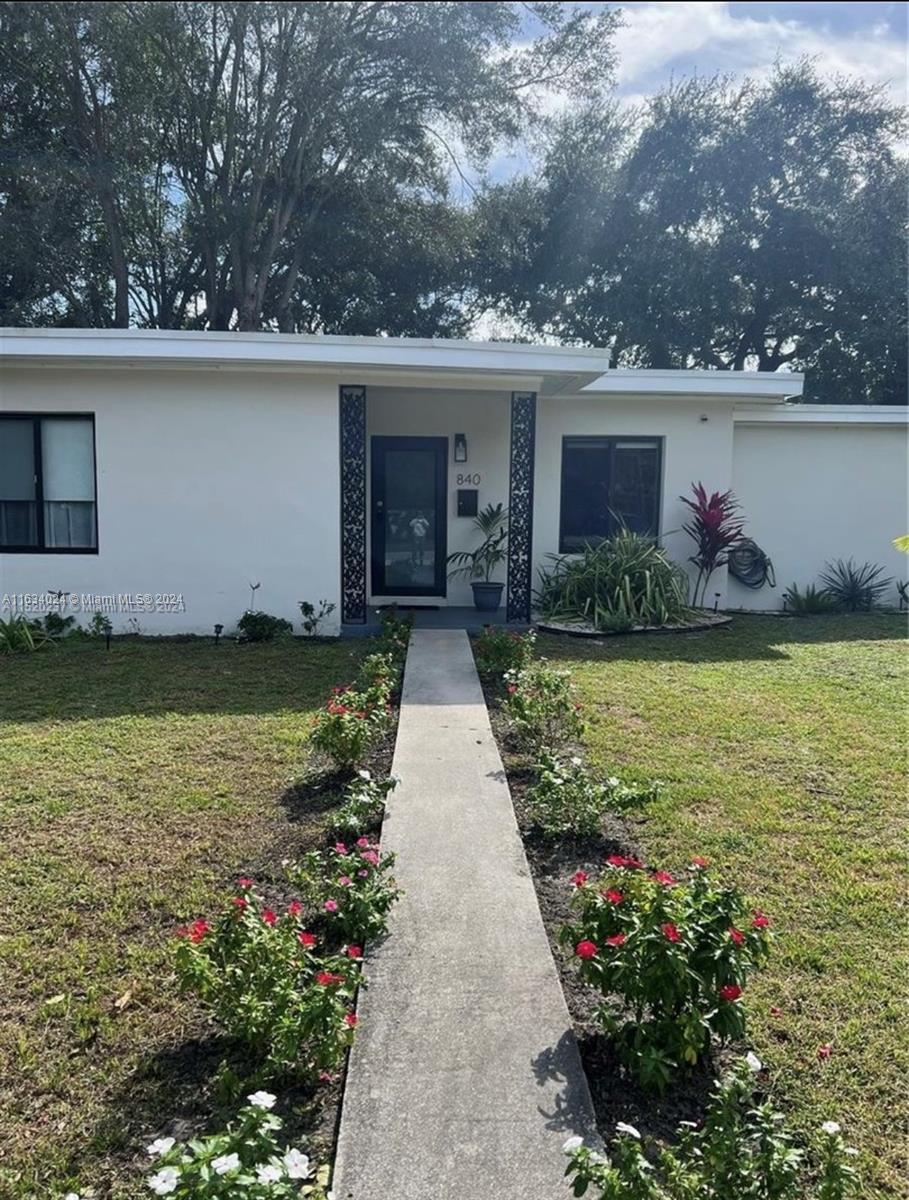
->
[471,581,505,612]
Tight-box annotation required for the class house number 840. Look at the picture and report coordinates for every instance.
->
[457,473,481,485]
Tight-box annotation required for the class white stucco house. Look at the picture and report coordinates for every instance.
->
[0,328,906,636]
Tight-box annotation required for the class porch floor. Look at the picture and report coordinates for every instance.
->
[342,605,527,637]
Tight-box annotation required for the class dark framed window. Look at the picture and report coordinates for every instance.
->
[0,414,98,553]
[559,436,662,552]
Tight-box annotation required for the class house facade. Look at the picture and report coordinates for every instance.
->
[1,329,906,636]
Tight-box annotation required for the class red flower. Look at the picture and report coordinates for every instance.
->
[287,900,302,917]
[603,889,624,904]
[729,927,745,946]
[177,918,210,943]
[606,933,626,947]
[662,922,681,943]
[817,1043,833,1061]
[652,870,677,887]
[751,911,770,929]
[232,896,248,910]
[262,909,277,926]
[606,854,644,870]
[237,877,254,889]
[770,1006,783,1018]
[571,870,589,888]
[573,702,583,711]
[298,931,317,948]
[690,856,709,869]
[346,944,363,959]
[345,1012,359,1028]
[719,983,743,1002]
[327,700,350,715]
[575,939,598,960]
[317,971,345,986]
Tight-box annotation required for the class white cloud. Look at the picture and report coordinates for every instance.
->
[614,2,906,100]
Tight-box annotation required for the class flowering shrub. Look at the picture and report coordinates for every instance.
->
[375,604,413,659]
[287,839,401,943]
[502,660,584,754]
[560,858,772,1089]
[357,651,397,705]
[310,685,388,770]
[174,882,360,1078]
[563,1057,859,1199]
[143,1092,331,1197]
[527,753,660,837]
[473,626,536,680]
[332,769,398,833]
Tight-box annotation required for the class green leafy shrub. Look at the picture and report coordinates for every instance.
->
[143,1093,331,1197]
[502,661,585,754]
[286,839,400,944]
[237,610,293,642]
[0,615,53,655]
[564,1057,859,1200]
[40,610,78,639]
[535,529,690,630]
[332,770,398,833]
[174,881,360,1079]
[310,686,388,770]
[473,626,536,679]
[819,559,892,611]
[527,753,659,837]
[375,604,413,659]
[561,858,772,1090]
[357,650,398,703]
[783,582,838,614]
[299,598,336,637]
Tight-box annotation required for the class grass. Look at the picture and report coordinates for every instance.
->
[537,614,907,1198]
[0,635,369,1198]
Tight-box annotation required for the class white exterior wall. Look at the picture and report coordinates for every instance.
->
[729,419,909,609]
[0,367,342,634]
[366,386,511,607]
[534,395,737,605]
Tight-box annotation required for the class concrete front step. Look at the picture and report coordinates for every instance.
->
[333,629,599,1200]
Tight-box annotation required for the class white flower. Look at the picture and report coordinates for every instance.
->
[147,1166,179,1196]
[247,1090,277,1110]
[844,1147,859,1157]
[283,1148,311,1179]
[146,1137,176,1158]
[570,757,583,767]
[562,1136,584,1155]
[606,777,620,789]
[256,1163,283,1184]
[616,1122,641,1140]
[357,769,371,780]
[211,1153,240,1175]
[821,1121,841,1136]
[64,1194,81,1200]
[745,1051,763,1074]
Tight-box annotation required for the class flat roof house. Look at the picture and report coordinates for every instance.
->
[1,328,906,636]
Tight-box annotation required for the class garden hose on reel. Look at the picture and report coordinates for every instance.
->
[727,539,776,590]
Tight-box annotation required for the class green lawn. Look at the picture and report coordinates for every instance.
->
[539,615,907,1198]
[0,636,367,1198]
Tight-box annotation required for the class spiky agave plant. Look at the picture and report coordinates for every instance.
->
[680,482,746,606]
[819,559,892,612]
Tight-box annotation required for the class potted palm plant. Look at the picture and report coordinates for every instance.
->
[447,502,509,612]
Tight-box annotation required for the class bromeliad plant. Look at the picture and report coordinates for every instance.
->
[331,769,398,834]
[502,660,585,755]
[473,625,536,680]
[680,482,745,607]
[527,753,660,838]
[561,857,772,1090]
[563,1056,860,1200]
[286,839,401,944]
[143,1092,331,1198]
[174,881,361,1079]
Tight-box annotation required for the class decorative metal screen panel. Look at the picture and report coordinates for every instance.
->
[340,385,367,624]
[506,391,537,623]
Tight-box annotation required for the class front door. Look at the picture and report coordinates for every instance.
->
[371,436,447,597]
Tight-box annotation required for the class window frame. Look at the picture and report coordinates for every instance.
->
[558,434,663,554]
[0,413,99,554]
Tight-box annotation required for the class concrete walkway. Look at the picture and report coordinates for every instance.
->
[333,630,599,1200]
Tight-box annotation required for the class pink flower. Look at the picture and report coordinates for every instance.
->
[729,927,745,946]
[751,911,771,929]
[719,983,743,1002]
[262,909,277,926]
[346,945,363,959]
[298,931,317,948]
[357,869,369,878]
[237,877,254,889]
[317,971,344,986]
[575,940,598,960]
[334,843,348,855]
[324,899,339,913]
[817,1043,833,1061]
[603,889,624,904]
[662,922,681,943]
[345,1012,358,1028]
[770,1006,783,1018]
[360,850,380,866]
[356,837,371,848]
[287,900,303,917]
[232,896,248,910]
[606,934,626,947]
[606,854,644,869]
[571,870,589,888]
[339,876,352,887]
[651,870,677,887]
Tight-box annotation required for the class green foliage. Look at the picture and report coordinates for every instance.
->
[564,1059,860,1200]
[375,605,413,660]
[535,530,690,630]
[142,1095,331,1198]
[502,661,585,755]
[447,502,509,584]
[782,582,838,615]
[173,882,360,1079]
[286,840,400,945]
[561,860,772,1090]
[298,599,335,637]
[310,688,387,771]
[473,626,536,680]
[819,559,892,612]
[527,752,659,838]
[331,770,398,834]
[0,615,53,655]
[237,611,293,643]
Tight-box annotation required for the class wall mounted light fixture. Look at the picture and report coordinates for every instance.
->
[454,433,468,463]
